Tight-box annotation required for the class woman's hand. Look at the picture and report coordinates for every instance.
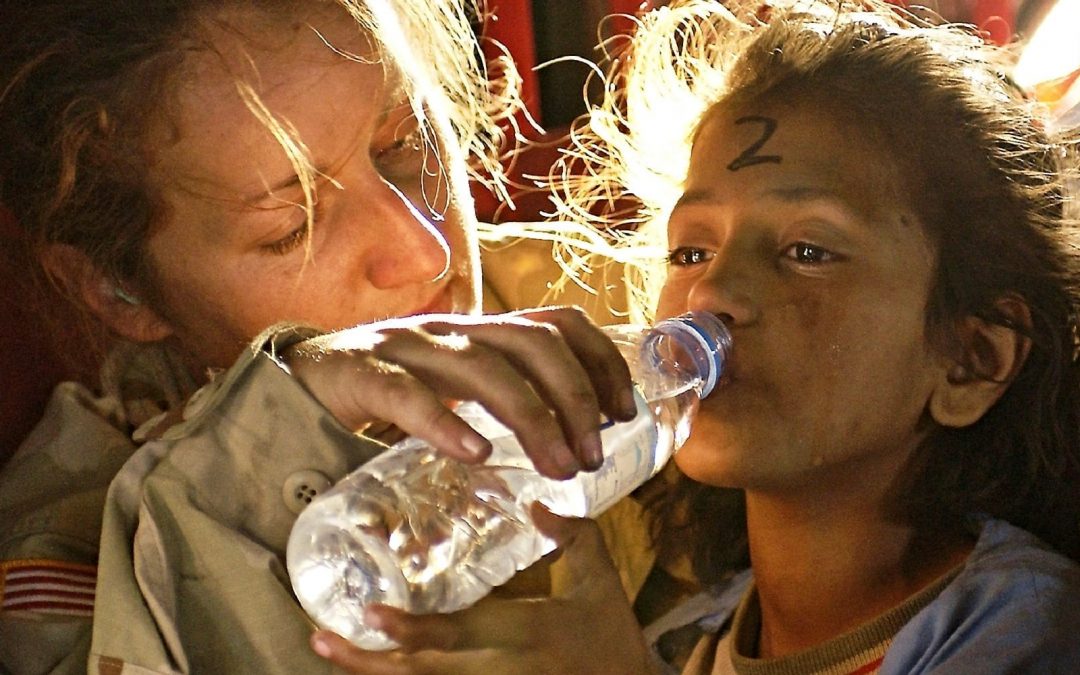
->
[308,506,661,675]
[283,306,637,479]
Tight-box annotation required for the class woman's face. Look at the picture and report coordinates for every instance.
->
[140,3,478,371]
[657,99,950,496]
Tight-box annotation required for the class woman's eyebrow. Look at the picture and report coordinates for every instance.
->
[243,174,304,205]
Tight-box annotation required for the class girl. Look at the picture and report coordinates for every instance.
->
[0,1,636,672]
[315,0,1080,672]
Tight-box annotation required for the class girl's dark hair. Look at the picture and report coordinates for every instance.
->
[561,0,1080,578]
[721,3,1080,567]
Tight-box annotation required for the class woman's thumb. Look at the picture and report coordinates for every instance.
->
[529,502,621,598]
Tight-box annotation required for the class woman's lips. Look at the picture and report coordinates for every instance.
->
[412,286,456,315]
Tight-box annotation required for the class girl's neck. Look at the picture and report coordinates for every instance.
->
[744,487,974,660]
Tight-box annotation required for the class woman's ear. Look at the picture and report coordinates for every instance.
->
[929,295,1032,428]
[41,243,174,344]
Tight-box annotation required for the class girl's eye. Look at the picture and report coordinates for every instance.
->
[783,242,836,264]
[667,247,713,267]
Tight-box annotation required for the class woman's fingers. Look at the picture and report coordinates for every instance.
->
[368,323,586,478]
[311,630,466,675]
[420,307,636,472]
[313,627,532,675]
[312,510,655,674]
[284,345,492,462]
[365,596,560,654]
[286,308,636,477]
[514,307,638,425]
[430,317,605,470]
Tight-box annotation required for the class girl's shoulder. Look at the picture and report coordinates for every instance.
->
[953,516,1080,597]
[882,517,1080,674]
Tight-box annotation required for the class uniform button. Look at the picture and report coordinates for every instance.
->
[282,469,333,514]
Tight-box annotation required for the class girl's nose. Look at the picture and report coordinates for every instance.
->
[362,178,451,289]
[684,260,760,327]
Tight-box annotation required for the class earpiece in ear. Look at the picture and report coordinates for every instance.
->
[113,286,141,306]
[947,364,970,384]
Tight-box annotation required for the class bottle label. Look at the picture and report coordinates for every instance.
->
[584,389,659,515]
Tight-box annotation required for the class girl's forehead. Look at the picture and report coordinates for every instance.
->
[685,98,917,222]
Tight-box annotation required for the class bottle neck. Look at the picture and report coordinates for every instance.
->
[644,312,731,399]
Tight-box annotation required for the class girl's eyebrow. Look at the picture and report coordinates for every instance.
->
[674,185,846,210]
[671,185,871,236]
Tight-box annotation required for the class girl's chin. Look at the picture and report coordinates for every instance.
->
[673,452,735,487]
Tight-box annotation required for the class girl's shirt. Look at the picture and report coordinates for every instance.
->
[649,518,1080,675]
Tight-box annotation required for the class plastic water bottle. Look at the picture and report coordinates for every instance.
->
[286,311,731,649]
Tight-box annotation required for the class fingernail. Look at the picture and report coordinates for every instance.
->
[553,442,580,476]
[461,433,491,459]
[311,634,331,658]
[581,432,604,470]
[364,606,386,630]
[619,390,639,420]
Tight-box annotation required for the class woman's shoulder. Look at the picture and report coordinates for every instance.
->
[0,380,136,560]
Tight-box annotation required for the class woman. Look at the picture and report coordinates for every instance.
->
[0,1,637,672]
[315,0,1080,672]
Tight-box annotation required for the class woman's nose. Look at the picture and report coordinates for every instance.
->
[362,178,452,289]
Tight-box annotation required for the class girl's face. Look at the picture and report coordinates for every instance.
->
[141,4,478,370]
[657,99,951,496]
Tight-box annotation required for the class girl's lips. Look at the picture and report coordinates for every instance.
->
[704,368,737,399]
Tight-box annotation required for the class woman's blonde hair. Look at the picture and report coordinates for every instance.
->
[0,0,523,292]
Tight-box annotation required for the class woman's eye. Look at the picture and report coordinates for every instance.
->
[783,242,836,264]
[260,201,321,256]
[376,127,424,163]
[262,224,308,256]
[667,247,712,266]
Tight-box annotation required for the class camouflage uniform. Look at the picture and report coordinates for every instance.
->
[0,240,655,674]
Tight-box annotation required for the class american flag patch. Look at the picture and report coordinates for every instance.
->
[0,559,96,617]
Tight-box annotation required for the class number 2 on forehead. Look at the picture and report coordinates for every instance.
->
[727,116,782,172]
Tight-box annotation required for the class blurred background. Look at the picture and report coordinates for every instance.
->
[482,0,1077,131]
[471,0,1080,223]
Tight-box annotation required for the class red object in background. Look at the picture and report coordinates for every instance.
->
[0,210,73,466]
[483,0,542,124]
[973,0,1019,44]
[473,0,543,222]
[473,0,651,223]
[605,0,655,36]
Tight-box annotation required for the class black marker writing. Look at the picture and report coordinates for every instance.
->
[727,115,782,171]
